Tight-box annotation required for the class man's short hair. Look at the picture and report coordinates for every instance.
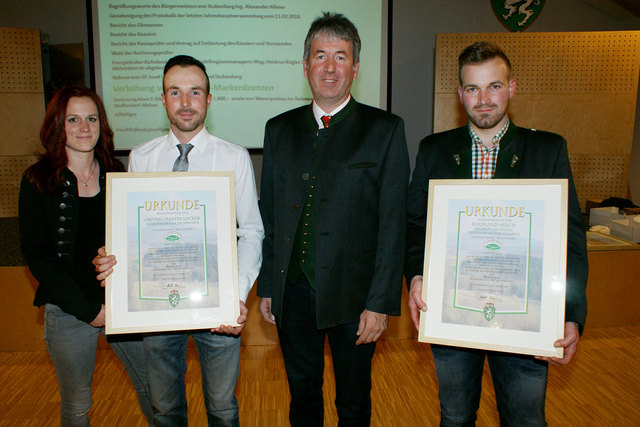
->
[303,12,361,65]
[458,41,512,84]
[163,55,210,95]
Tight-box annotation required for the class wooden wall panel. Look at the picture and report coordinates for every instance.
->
[570,154,629,205]
[0,156,37,217]
[0,267,111,352]
[0,267,45,351]
[586,250,640,327]
[434,32,640,210]
[0,27,45,217]
[0,28,43,93]
[0,93,44,156]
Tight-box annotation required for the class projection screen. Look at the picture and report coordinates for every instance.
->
[90,0,389,150]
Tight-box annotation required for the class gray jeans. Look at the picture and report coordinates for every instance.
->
[44,303,153,426]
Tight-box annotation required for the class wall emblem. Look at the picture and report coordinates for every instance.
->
[491,0,545,32]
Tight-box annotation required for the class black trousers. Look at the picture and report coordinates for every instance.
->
[277,276,376,427]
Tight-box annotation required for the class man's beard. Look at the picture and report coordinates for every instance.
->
[467,104,506,130]
[170,108,205,132]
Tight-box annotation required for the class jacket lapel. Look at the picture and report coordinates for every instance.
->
[494,124,521,179]
[450,128,473,179]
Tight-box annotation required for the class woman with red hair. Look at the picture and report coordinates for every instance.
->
[19,85,152,425]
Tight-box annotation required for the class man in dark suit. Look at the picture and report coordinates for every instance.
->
[257,12,409,427]
[405,41,588,426]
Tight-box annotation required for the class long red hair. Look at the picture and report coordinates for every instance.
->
[24,85,124,193]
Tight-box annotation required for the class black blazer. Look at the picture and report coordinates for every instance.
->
[258,100,410,329]
[405,124,588,332]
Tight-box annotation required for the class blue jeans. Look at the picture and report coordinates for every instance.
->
[143,330,241,426]
[277,277,376,427]
[431,345,548,427]
[44,304,153,426]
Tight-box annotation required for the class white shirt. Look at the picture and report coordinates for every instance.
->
[311,95,351,129]
[129,128,264,302]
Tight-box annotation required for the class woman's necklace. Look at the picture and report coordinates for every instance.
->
[78,160,97,187]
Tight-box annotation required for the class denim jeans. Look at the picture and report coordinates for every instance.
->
[44,304,153,426]
[431,345,548,427]
[277,276,376,427]
[143,330,241,426]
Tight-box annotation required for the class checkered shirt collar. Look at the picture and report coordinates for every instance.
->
[469,119,510,179]
[468,119,510,148]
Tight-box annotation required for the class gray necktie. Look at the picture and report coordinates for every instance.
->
[172,143,193,172]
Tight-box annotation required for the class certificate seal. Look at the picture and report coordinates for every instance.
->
[165,232,182,242]
[483,302,496,321]
[483,240,503,253]
[168,289,181,308]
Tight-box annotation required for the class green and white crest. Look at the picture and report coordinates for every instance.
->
[483,302,496,321]
[168,290,181,308]
[491,0,545,32]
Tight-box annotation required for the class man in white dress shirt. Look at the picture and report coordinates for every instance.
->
[99,55,263,426]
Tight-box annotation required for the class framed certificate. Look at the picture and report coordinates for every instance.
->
[419,179,568,357]
[105,172,240,334]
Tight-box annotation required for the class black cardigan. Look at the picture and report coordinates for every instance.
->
[19,166,108,323]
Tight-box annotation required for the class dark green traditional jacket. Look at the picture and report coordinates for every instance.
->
[258,99,410,329]
[405,123,589,332]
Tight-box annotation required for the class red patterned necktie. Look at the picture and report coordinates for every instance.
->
[321,115,331,128]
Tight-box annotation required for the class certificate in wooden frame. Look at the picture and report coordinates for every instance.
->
[419,179,568,357]
[105,172,239,334]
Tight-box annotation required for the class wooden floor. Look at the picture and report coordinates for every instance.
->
[0,326,638,426]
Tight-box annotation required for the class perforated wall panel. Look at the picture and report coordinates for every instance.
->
[1,27,45,217]
[0,156,38,217]
[0,28,43,92]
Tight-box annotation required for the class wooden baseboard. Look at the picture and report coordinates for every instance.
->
[0,267,415,351]
[6,251,635,352]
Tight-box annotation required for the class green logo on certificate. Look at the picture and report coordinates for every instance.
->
[168,290,181,308]
[484,241,503,252]
[484,302,496,321]
[165,233,182,242]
